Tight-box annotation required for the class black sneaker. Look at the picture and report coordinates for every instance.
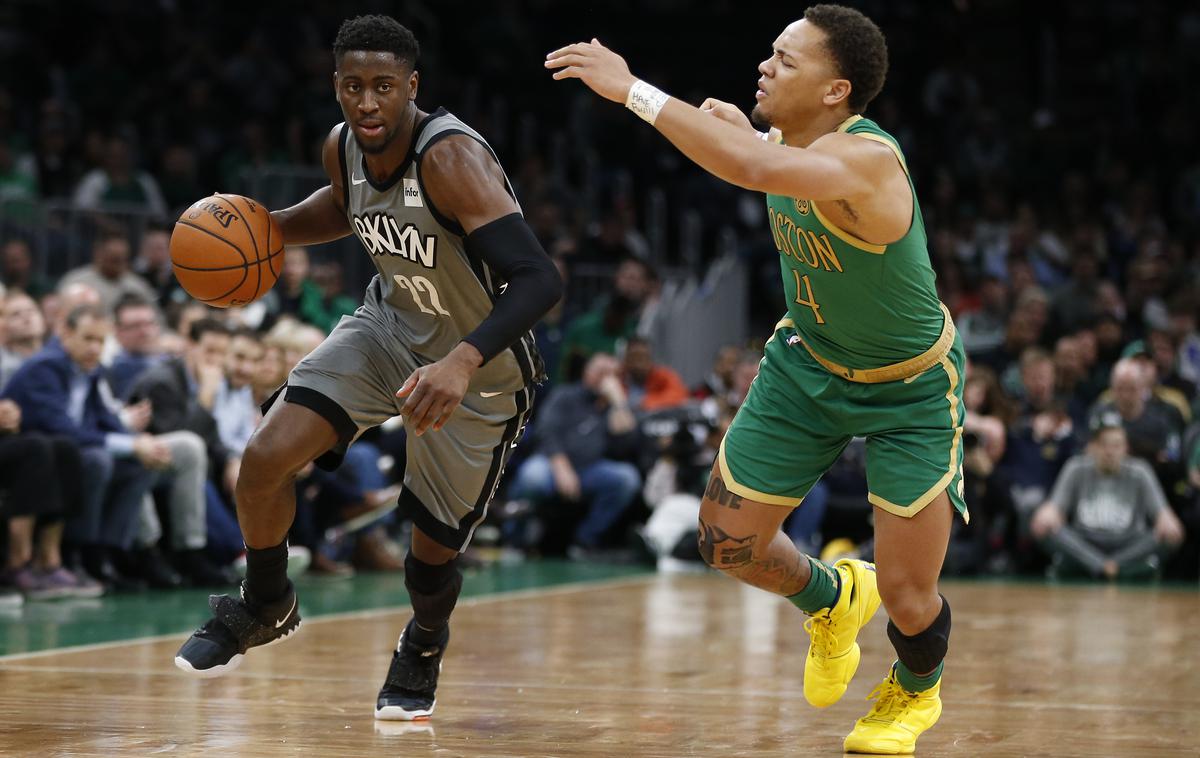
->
[375,619,448,721]
[174,581,301,678]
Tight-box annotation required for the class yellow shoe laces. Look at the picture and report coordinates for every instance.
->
[804,614,836,658]
[864,678,917,724]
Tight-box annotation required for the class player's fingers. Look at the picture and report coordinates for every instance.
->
[395,372,420,398]
[432,400,460,431]
[545,53,587,69]
[406,393,436,435]
[551,67,581,81]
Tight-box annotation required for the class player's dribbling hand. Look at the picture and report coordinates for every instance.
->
[700,98,754,133]
[396,345,481,436]
[545,39,637,104]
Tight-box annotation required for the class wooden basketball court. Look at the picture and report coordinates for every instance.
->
[1,572,1197,756]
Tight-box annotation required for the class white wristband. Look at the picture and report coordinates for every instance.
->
[625,80,670,125]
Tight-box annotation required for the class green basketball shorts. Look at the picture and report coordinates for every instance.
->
[718,320,969,522]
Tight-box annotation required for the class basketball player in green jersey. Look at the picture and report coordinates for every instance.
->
[549,5,961,754]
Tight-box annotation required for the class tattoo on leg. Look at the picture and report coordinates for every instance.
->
[699,516,811,594]
[704,475,744,510]
[698,518,757,567]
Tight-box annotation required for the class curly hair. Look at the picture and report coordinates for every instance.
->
[333,15,420,68]
[803,4,888,113]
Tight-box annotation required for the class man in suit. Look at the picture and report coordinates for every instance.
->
[3,304,166,589]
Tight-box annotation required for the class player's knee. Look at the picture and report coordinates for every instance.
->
[238,432,307,495]
[877,574,941,634]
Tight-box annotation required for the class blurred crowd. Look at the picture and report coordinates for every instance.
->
[3,0,1200,605]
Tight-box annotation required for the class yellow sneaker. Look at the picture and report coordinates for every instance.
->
[843,670,943,754]
[802,558,880,707]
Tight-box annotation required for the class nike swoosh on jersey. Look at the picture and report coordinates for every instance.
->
[275,595,298,628]
[479,391,504,398]
[352,176,366,185]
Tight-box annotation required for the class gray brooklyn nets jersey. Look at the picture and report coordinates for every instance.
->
[339,108,543,392]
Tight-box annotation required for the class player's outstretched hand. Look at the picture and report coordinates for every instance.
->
[545,39,637,104]
[396,351,477,436]
[700,98,754,133]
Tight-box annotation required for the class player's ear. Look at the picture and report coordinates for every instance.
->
[332,71,339,98]
[823,78,851,108]
[409,69,420,101]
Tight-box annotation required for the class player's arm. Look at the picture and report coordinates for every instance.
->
[269,125,353,245]
[395,136,563,435]
[546,41,889,202]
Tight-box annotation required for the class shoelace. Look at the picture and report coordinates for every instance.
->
[864,679,917,723]
[804,614,837,658]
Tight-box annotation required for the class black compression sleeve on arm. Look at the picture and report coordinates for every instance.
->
[461,213,564,365]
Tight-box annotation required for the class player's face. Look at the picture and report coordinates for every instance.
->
[752,20,847,130]
[335,51,418,155]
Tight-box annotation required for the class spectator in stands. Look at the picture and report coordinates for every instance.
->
[558,257,658,382]
[2,304,162,590]
[1166,293,1200,385]
[1,238,52,299]
[620,336,688,412]
[273,246,324,328]
[132,222,183,306]
[1031,415,1185,580]
[1050,251,1103,338]
[71,134,167,216]
[955,277,1012,359]
[59,231,158,312]
[109,294,165,399]
[129,317,241,582]
[0,396,102,599]
[693,345,740,401]
[999,352,1078,571]
[1144,328,1197,407]
[1090,358,1185,476]
[507,353,642,555]
[0,290,46,387]
[306,260,358,333]
[214,326,264,462]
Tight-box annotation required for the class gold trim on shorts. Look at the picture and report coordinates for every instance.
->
[717,438,801,508]
[782,303,956,384]
[867,354,970,524]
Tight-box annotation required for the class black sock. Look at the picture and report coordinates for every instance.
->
[405,552,462,647]
[244,540,289,603]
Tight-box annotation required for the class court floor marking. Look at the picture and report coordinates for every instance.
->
[0,573,656,663]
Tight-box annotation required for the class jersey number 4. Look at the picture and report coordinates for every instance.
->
[393,274,451,316]
[792,270,824,324]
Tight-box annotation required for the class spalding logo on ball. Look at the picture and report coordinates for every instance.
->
[171,194,285,308]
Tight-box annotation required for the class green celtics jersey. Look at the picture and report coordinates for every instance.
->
[767,115,944,371]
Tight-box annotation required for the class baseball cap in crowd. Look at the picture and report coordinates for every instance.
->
[1089,410,1124,438]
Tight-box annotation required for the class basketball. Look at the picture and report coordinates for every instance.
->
[170,193,285,308]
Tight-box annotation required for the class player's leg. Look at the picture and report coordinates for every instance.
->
[703,321,879,709]
[375,520,463,721]
[846,350,965,754]
[176,314,396,678]
[174,401,337,677]
[843,492,952,755]
[376,387,531,721]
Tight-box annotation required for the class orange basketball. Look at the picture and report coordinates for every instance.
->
[170,193,285,308]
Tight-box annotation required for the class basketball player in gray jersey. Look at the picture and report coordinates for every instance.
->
[175,15,563,722]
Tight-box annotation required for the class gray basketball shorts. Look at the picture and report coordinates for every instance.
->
[273,311,533,552]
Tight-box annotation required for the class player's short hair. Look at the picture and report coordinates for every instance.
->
[803,4,888,113]
[334,15,420,69]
